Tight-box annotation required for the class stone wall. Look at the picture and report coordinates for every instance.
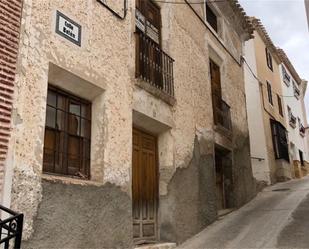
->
[23,179,132,249]
[0,0,23,201]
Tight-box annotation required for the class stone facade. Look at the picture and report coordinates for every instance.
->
[0,0,23,204]
[4,0,256,247]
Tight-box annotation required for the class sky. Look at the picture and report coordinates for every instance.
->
[238,0,309,117]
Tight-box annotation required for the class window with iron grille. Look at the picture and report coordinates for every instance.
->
[277,94,283,117]
[206,3,217,32]
[267,81,273,105]
[265,48,273,71]
[282,66,290,86]
[43,86,91,178]
[270,119,289,162]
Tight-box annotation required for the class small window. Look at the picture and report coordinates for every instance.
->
[282,66,290,86]
[43,86,91,178]
[277,94,283,117]
[265,48,273,71]
[267,81,273,105]
[206,4,217,32]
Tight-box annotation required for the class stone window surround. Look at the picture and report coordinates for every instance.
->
[47,62,105,183]
[203,1,224,40]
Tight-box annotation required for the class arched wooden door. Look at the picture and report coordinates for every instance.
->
[132,128,158,243]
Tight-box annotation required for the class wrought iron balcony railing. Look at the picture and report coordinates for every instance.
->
[293,84,300,99]
[136,31,174,97]
[289,113,297,128]
[0,205,23,249]
[212,94,231,131]
[300,124,306,136]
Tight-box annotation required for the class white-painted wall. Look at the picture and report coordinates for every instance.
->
[279,64,308,162]
[244,39,271,184]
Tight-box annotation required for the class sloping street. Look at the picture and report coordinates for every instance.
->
[178,177,309,249]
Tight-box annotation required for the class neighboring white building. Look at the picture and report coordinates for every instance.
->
[244,39,271,185]
[305,0,309,29]
[278,49,309,175]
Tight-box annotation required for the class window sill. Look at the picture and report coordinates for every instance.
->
[135,78,176,106]
[214,124,232,140]
[42,173,103,187]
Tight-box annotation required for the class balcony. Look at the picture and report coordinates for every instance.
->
[300,124,306,137]
[135,31,174,98]
[293,84,300,99]
[289,113,297,128]
[212,94,232,131]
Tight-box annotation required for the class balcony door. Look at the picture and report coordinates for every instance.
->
[132,128,158,244]
[210,59,222,126]
[136,0,163,89]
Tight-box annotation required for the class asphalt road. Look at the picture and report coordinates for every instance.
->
[178,176,309,249]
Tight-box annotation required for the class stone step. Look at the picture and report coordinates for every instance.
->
[135,242,177,249]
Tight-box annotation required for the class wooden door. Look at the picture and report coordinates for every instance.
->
[209,59,221,98]
[215,151,225,210]
[210,59,222,125]
[132,128,158,243]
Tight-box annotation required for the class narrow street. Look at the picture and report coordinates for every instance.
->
[178,177,309,249]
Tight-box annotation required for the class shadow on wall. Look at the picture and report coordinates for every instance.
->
[159,135,217,244]
[160,130,256,244]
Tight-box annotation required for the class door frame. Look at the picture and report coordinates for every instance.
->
[132,126,160,244]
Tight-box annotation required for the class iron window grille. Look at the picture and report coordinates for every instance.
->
[282,66,291,86]
[300,123,306,137]
[293,81,300,99]
[265,48,273,71]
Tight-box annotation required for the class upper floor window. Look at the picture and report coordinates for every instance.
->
[267,81,273,105]
[277,94,283,117]
[210,59,231,131]
[293,81,300,99]
[43,86,91,178]
[288,106,296,128]
[282,66,290,86]
[136,0,161,44]
[206,3,218,32]
[265,48,273,71]
[135,0,175,97]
